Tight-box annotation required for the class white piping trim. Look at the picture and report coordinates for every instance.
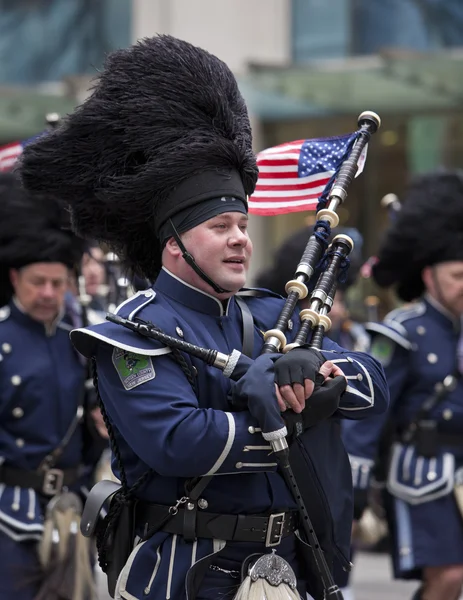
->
[364,322,412,349]
[162,267,227,315]
[0,507,44,532]
[386,301,426,324]
[12,486,19,511]
[27,489,35,520]
[166,534,177,599]
[144,545,162,594]
[0,520,42,542]
[191,540,198,567]
[128,292,156,321]
[204,413,236,475]
[71,328,172,356]
[114,290,150,315]
[350,358,374,404]
[239,462,278,468]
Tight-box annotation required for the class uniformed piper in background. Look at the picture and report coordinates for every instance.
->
[0,173,106,600]
[342,171,463,600]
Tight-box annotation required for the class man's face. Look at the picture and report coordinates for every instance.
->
[10,263,69,324]
[175,212,253,297]
[82,247,105,296]
[424,261,463,317]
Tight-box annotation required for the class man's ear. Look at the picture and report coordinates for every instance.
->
[421,265,432,291]
[164,236,182,258]
[9,268,19,290]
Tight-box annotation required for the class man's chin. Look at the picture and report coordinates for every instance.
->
[31,307,58,323]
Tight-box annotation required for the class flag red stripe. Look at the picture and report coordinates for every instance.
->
[248,202,318,216]
[250,192,323,203]
[256,158,298,168]
[254,179,330,192]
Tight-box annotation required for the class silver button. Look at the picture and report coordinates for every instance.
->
[0,306,10,321]
[399,547,410,556]
[187,503,195,511]
[15,438,25,448]
[12,407,24,418]
[357,374,363,381]
[235,462,243,469]
[427,471,437,481]
[11,375,21,386]
[176,327,184,337]
[248,426,255,434]
[2,343,11,353]
[427,353,438,364]
[198,498,208,510]
[443,409,453,420]
[288,319,293,331]
[416,326,426,335]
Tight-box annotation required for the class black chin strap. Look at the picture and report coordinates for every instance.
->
[169,220,231,295]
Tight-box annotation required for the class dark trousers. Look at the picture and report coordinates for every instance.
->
[0,530,41,600]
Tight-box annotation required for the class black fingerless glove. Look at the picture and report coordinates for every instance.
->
[282,375,346,442]
[274,347,325,387]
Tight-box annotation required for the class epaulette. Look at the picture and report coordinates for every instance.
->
[70,289,172,359]
[364,321,412,350]
[113,288,157,319]
[384,301,426,326]
[364,301,425,351]
[0,305,10,322]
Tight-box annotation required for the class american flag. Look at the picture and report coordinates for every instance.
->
[248,132,365,216]
[0,135,39,172]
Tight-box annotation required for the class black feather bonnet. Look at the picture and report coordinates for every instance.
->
[372,171,463,301]
[19,35,258,280]
[0,173,85,306]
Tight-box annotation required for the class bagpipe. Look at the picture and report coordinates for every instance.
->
[106,111,381,600]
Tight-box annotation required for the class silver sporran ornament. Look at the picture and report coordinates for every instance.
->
[233,550,301,600]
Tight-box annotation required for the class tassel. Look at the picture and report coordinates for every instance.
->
[233,551,301,600]
[34,492,97,600]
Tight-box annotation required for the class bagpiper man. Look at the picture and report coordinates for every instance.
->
[0,173,106,600]
[342,171,463,600]
[19,34,388,600]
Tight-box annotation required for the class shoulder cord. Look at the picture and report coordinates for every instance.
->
[91,335,197,572]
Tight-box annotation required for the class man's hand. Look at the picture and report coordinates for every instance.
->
[90,407,109,439]
[274,348,346,413]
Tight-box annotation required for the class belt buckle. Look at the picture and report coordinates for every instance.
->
[265,512,286,547]
[42,468,64,496]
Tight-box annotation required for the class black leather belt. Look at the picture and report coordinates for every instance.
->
[435,432,463,447]
[0,465,79,496]
[400,430,463,448]
[137,502,299,547]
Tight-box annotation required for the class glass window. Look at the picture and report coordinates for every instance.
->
[0,0,131,84]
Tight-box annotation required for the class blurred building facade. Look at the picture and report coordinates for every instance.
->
[1,0,462,293]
